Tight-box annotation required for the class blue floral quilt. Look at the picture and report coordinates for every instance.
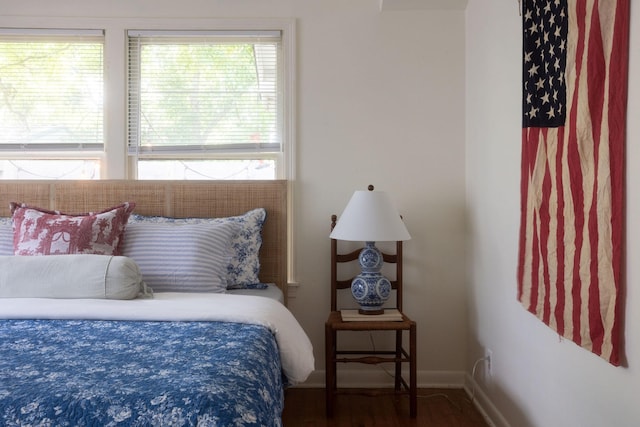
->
[0,319,284,426]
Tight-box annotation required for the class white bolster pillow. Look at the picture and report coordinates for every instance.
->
[0,255,144,299]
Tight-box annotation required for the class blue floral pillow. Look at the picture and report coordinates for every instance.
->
[129,208,267,289]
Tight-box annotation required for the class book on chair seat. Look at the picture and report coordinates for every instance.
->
[340,309,403,322]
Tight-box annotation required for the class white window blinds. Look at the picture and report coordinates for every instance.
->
[127,30,282,155]
[0,29,104,151]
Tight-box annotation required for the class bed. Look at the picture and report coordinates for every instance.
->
[0,180,314,427]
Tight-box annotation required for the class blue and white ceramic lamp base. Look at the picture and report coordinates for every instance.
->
[351,241,391,315]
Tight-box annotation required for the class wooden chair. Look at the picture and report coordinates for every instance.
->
[325,214,417,418]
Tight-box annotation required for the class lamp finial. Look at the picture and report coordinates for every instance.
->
[367,184,374,191]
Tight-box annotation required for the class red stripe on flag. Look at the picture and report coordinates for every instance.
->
[566,0,586,345]
[554,126,566,336]
[523,127,542,313]
[586,0,606,358]
[530,209,540,314]
[605,0,629,367]
[539,129,552,324]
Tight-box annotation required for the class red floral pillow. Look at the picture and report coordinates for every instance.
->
[10,202,135,256]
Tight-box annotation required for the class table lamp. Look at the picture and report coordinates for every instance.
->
[330,185,411,314]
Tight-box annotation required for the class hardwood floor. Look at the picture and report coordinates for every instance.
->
[282,388,490,427]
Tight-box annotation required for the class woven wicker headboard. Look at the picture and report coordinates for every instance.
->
[0,180,288,301]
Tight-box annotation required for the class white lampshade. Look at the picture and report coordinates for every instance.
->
[330,186,411,242]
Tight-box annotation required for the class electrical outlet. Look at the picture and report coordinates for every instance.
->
[485,349,493,375]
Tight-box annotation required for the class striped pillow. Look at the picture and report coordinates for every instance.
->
[129,208,267,289]
[0,221,11,256]
[121,221,238,293]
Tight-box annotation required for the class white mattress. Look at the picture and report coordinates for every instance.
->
[227,283,284,304]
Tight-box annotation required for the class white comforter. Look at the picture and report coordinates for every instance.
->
[0,292,315,385]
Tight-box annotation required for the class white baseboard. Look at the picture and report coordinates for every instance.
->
[463,373,511,427]
[297,368,466,389]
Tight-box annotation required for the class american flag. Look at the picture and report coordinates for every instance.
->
[518,0,628,365]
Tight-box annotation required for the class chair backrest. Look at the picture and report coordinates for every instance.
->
[330,214,404,312]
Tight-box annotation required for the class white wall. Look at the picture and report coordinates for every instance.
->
[0,0,469,386]
[466,1,640,426]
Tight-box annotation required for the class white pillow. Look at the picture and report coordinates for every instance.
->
[0,255,144,299]
[121,221,238,293]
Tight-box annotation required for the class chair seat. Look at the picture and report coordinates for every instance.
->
[326,310,415,331]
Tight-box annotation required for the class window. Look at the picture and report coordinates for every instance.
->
[0,20,294,181]
[127,30,284,180]
[0,29,104,179]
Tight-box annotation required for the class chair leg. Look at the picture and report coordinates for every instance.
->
[409,322,417,418]
[325,324,336,417]
[395,330,402,392]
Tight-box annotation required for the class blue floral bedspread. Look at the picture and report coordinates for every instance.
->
[0,319,284,426]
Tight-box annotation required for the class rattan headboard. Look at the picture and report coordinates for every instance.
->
[0,180,288,301]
